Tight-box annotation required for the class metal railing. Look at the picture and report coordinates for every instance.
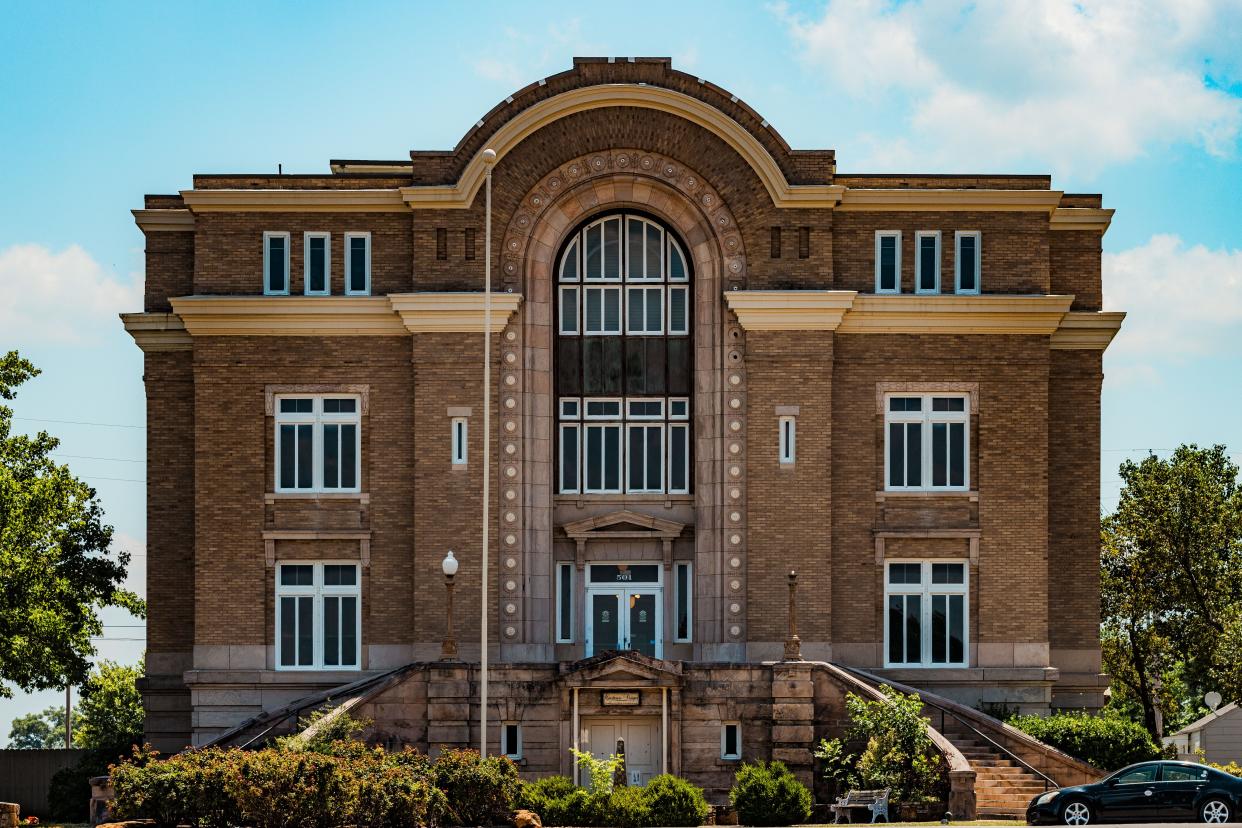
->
[926,702,1057,791]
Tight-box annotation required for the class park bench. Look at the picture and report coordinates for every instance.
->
[831,788,891,824]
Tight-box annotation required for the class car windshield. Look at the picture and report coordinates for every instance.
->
[1109,764,1159,785]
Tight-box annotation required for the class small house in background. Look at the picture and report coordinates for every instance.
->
[1167,703,1242,764]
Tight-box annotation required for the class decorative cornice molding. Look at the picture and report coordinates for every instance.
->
[1049,207,1114,233]
[132,209,195,232]
[264,384,371,415]
[388,292,523,333]
[875,381,979,414]
[723,290,857,330]
[1050,311,1126,350]
[398,84,847,210]
[837,294,1076,335]
[180,189,408,213]
[169,296,407,336]
[836,189,1063,213]
[120,312,193,352]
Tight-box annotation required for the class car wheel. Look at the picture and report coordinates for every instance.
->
[1200,797,1232,823]
[1061,799,1092,826]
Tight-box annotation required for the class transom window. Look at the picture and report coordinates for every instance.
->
[885,560,968,667]
[276,562,360,670]
[556,213,693,495]
[274,395,361,493]
[884,393,969,491]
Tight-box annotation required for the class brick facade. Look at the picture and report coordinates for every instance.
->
[127,58,1117,757]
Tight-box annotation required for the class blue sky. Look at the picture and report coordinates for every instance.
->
[1,0,1240,737]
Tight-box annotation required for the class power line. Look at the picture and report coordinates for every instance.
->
[52,453,146,464]
[12,416,144,430]
[81,475,145,483]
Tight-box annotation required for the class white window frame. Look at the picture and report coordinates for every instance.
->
[721,722,742,760]
[673,561,693,643]
[954,231,982,295]
[344,232,371,296]
[275,561,362,671]
[883,393,970,492]
[883,559,969,668]
[556,562,575,643]
[559,286,580,335]
[667,285,690,335]
[914,231,941,295]
[501,722,523,760]
[626,285,665,335]
[778,415,796,465]
[625,422,665,493]
[274,394,363,493]
[583,286,623,335]
[264,231,291,295]
[582,215,624,282]
[451,417,467,467]
[874,230,901,294]
[303,232,331,296]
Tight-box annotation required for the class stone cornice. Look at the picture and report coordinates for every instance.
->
[120,312,193,351]
[838,294,1075,335]
[180,189,408,213]
[132,209,195,232]
[388,292,523,333]
[723,290,857,330]
[1050,311,1126,350]
[835,188,1064,212]
[1049,207,1115,233]
[168,296,408,336]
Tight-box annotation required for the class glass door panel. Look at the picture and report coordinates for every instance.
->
[627,591,659,657]
[590,592,619,652]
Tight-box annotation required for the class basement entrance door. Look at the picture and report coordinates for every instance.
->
[584,564,662,658]
[584,717,661,787]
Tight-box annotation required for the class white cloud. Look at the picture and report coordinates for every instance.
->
[1104,234,1242,360]
[470,19,605,93]
[0,243,140,345]
[776,0,1242,176]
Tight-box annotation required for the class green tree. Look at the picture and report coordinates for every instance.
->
[0,350,144,698]
[1101,444,1242,740]
[75,660,144,749]
[6,704,80,748]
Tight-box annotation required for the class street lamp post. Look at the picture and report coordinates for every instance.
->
[441,550,459,660]
[480,146,497,758]
[784,570,803,661]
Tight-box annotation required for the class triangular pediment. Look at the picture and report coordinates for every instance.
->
[562,510,684,541]
[560,649,684,688]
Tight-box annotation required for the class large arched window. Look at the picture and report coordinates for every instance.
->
[556,213,692,495]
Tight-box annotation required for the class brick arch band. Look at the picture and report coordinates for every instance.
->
[493,149,752,659]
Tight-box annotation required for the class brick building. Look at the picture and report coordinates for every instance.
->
[124,58,1121,798]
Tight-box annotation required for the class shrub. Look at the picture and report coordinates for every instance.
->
[642,774,710,827]
[431,747,521,826]
[729,760,811,827]
[49,743,138,822]
[518,775,579,814]
[603,785,652,828]
[1211,760,1242,778]
[1008,712,1160,770]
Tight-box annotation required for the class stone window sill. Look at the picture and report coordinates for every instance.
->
[265,492,371,504]
[874,490,978,502]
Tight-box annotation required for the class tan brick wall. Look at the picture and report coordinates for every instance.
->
[144,232,194,311]
[1051,230,1103,310]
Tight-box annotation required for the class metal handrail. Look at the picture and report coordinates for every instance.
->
[930,703,1057,791]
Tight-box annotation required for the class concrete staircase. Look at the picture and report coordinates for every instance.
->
[949,733,1053,818]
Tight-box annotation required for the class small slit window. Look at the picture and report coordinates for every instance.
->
[674,561,692,642]
[304,232,330,295]
[721,722,741,760]
[451,417,467,466]
[779,416,796,465]
[264,232,290,295]
[502,723,522,760]
[915,231,941,294]
[875,231,901,294]
[556,562,574,643]
[955,231,981,294]
[345,232,371,296]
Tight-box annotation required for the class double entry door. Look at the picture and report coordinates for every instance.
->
[585,564,662,658]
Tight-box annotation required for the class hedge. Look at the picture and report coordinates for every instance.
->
[729,760,812,827]
[516,774,708,827]
[1008,712,1160,770]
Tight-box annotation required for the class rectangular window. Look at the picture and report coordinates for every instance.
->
[560,286,580,335]
[627,423,663,492]
[915,231,941,294]
[874,231,901,293]
[275,395,362,493]
[304,233,330,295]
[674,561,692,642]
[451,417,467,466]
[584,423,622,493]
[276,562,361,670]
[884,393,969,491]
[955,231,981,294]
[885,560,968,667]
[667,286,689,335]
[626,286,664,334]
[264,232,290,295]
[584,287,622,334]
[778,416,796,465]
[561,396,689,496]
[502,723,522,760]
[721,722,741,760]
[345,232,371,295]
[556,562,574,643]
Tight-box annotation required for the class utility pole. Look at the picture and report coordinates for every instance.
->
[65,686,73,748]
[479,146,497,758]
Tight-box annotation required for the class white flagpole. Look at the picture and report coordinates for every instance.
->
[480,147,496,757]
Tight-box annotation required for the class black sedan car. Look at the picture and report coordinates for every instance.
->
[1027,760,1242,824]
